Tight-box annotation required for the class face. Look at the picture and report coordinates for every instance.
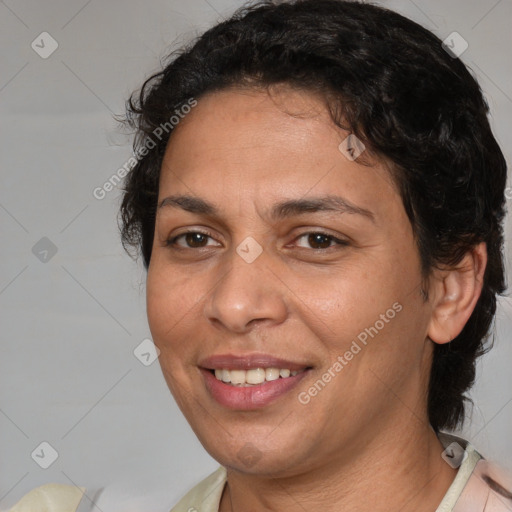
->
[146,85,435,477]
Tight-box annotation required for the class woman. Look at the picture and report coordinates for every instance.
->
[116,0,512,510]
[9,0,511,510]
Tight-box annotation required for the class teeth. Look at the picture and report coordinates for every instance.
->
[265,368,280,381]
[230,370,246,385]
[246,368,266,384]
[215,369,232,383]
[212,367,305,386]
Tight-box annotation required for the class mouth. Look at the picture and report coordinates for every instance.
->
[210,367,308,386]
[199,353,313,409]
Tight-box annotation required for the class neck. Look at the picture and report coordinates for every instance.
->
[219,421,457,512]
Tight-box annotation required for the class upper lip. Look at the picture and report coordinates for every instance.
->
[199,353,312,371]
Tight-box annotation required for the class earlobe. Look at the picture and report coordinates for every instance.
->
[427,243,487,345]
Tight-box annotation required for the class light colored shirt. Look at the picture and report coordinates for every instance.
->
[7,483,86,512]
[170,433,512,512]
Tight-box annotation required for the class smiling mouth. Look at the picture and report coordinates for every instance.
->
[211,367,310,386]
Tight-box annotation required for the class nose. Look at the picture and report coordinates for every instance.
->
[203,244,288,334]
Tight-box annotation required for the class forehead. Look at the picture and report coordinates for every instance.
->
[166,86,335,157]
[158,86,400,221]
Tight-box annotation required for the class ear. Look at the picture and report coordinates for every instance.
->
[427,242,487,344]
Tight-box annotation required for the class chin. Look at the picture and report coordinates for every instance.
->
[199,433,308,476]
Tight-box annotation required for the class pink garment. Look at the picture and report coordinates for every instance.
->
[454,459,512,511]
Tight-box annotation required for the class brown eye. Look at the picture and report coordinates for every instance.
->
[295,232,348,250]
[166,230,219,249]
[183,233,209,247]
[308,233,332,249]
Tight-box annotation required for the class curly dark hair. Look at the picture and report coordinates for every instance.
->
[119,0,508,433]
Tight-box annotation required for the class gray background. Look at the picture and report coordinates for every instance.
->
[1,0,511,510]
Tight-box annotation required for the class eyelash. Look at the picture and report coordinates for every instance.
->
[165,230,349,251]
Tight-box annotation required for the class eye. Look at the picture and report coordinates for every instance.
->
[165,230,220,249]
[294,231,349,250]
[164,230,348,251]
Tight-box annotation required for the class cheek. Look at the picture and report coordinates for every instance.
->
[296,261,399,336]
[146,268,203,400]
[297,245,424,357]
[146,263,199,353]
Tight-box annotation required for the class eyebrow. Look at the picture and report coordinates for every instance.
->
[158,194,375,223]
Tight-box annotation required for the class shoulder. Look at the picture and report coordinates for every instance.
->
[437,432,512,512]
[170,466,227,512]
[454,458,512,512]
[7,483,86,512]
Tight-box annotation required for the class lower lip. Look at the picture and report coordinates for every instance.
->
[201,368,310,410]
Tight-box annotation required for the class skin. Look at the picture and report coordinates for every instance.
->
[146,85,487,512]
